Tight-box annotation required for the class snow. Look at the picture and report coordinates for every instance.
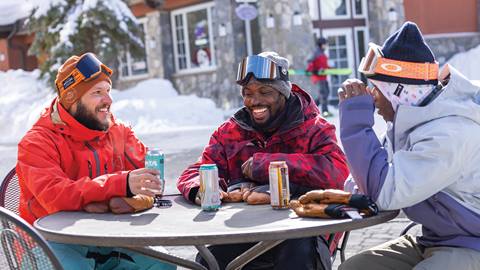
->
[0,0,142,49]
[0,1,33,25]
[0,69,224,145]
[447,44,480,80]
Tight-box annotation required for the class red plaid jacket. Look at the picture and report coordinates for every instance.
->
[177,84,349,201]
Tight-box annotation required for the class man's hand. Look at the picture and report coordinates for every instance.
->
[338,79,371,103]
[241,157,254,180]
[128,168,162,197]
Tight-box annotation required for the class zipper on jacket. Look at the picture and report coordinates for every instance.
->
[104,164,108,174]
[85,142,101,177]
[87,161,93,178]
[125,152,139,169]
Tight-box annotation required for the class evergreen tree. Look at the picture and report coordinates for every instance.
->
[28,0,144,89]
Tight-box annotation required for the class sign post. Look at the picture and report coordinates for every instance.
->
[235,0,258,56]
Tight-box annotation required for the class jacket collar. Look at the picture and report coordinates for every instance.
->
[36,98,113,142]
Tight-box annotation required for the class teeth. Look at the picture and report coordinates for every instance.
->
[253,108,267,113]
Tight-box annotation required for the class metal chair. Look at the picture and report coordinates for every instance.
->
[0,168,20,214]
[328,231,350,263]
[0,207,63,270]
[400,221,419,236]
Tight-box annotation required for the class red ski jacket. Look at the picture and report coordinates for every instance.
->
[177,84,349,201]
[16,99,145,224]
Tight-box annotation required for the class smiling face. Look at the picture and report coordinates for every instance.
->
[242,80,286,127]
[370,83,395,122]
[69,80,112,131]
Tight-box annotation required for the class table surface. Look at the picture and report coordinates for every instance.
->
[34,195,399,247]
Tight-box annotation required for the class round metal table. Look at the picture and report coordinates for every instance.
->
[35,195,399,270]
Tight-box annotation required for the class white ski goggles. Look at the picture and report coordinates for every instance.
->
[358,43,438,81]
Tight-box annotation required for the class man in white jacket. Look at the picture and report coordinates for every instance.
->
[338,21,480,270]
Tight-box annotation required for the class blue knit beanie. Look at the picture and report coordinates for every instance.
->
[370,21,438,85]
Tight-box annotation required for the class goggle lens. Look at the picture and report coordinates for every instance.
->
[236,55,288,84]
[76,53,103,79]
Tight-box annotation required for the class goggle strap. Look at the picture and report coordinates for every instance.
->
[373,58,438,81]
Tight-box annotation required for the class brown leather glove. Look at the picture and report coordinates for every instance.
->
[109,195,154,214]
[223,189,245,202]
[83,201,110,213]
[243,191,270,205]
[242,185,270,205]
[299,189,351,205]
[223,182,256,203]
[290,200,330,218]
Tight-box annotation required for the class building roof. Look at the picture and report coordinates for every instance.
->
[0,1,32,26]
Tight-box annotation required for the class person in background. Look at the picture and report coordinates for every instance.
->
[307,37,333,117]
[16,53,175,270]
[338,21,480,270]
[177,51,349,270]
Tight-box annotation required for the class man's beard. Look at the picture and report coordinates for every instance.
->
[72,101,110,131]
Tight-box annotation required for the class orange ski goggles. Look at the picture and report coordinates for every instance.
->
[358,43,438,81]
[56,53,113,93]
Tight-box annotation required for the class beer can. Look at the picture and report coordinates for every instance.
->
[269,161,290,209]
[145,147,165,195]
[199,164,221,211]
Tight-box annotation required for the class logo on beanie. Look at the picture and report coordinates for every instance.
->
[62,75,76,92]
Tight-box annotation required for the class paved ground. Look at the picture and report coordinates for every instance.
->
[163,213,421,270]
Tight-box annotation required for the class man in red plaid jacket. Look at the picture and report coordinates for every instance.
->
[177,52,349,270]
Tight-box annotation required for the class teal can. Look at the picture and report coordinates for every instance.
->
[145,147,165,195]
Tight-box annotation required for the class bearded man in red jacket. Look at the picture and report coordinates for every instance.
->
[177,51,349,270]
[16,53,175,270]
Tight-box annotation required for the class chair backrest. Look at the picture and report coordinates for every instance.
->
[0,168,20,214]
[0,207,63,270]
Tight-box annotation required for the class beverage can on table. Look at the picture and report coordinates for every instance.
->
[269,161,290,209]
[145,147,165,195]
[199,164,221,211]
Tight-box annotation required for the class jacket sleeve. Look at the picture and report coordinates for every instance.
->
[123,125,146,170]
[177,129,229,202]
[17,132,128,214]
[251,120,349,189]
[339,96,464,210]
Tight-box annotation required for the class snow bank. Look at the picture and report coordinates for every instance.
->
[111,79,224,135]
[0,70,224,144]
[447,44,480,80]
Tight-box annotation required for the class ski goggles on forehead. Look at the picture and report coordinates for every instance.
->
[236,55,289,85]
[56,53,113,93]
[358,42,438,81]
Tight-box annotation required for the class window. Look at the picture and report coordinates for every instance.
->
[320,0,350,20]
[171,2,216,73]
[352,0,367,18]
[119,18,149,79]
